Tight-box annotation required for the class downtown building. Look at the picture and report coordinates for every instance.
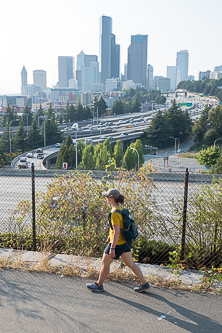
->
[99,15,120,85]
[76,51,99,92]
[33,70,47,91]
[58,56,74,87]
[176,50,189,85]
[127,35,148,87]
[167,66,177,90]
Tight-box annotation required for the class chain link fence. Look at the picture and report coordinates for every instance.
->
[0,165,221,270]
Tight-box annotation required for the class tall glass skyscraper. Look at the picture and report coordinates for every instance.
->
[176,50,189,85]
[58,56,74,87]
[127,35,148,87]
[99,15,120,84]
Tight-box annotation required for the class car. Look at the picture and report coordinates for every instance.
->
[55,143,62,148]
[37,153,44,159]
[85,138,92,143]
[36,148,42,154]
[18,161,28,169]
[62,127,70,132]
[177,149,184,153]
[19,157,27,163]
[120,133,127,137]
[26,152,33,158]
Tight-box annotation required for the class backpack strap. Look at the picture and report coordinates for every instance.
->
[108,209,123,230]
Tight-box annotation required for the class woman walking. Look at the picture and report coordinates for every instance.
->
[86,188,150,292]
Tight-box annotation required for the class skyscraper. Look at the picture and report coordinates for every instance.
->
[33,70,47,90]
[99,15,120,84]
[176,50,189,85]
[58,56,74,87]
[21,66,27,87]
[127,35,148,87]
[76,51,99,92]
[167,66,177,90]
[147,64,153,91]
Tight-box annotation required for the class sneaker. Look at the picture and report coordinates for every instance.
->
[86,282,104,292]
[134,282,150,293]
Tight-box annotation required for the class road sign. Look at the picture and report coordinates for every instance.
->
[63,162,68,170]
[9,152,13,157]
[178,103,192,107]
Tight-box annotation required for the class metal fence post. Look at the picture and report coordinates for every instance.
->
[180,167,189,261]
[31,163,36,251]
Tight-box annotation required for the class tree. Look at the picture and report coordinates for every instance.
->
[103,139,112,157]
[79,144,94,170]
[123,146,137,170]
[113,140,123,167]
[144,111,171,149]
[110,99,125,115]
[131,98,141,113]
[40,116,62,146]
[165,100,192,141]
[192,105,210,146]
[0,105,16,126]
[26,116,42,150]
[133,139,145,167]
[14,120,27,152]
[93,143,102,168]
[207,105,222,138]
[197,146,221,167]
[93,96,107,117]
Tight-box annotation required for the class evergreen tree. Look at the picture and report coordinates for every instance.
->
[113,140,123,167]
[93,142,102,168]
[165,100,192,141]
[96,145,110,170]
[79,144,94,170]
[68,144,76,168]
[133,139,145,167]
[77,140,85,165]
[40,116,62,146]
[123,146,137,170]
[103,139,112,156]
[110,99,125,115]
[144,111,171,148]
[14,120,26,152]
[55,142,69,169]
[131,97,141,113]
[192,105,210,147]
[27,116,42,150]
[93,96,107,117]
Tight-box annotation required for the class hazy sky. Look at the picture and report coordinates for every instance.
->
[1,0,221,94]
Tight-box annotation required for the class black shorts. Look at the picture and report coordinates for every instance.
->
[104,243,131,259]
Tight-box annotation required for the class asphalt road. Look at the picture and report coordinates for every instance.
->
[0,269,221,333]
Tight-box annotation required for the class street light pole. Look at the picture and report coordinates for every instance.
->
[9,119,19,163]
[214,138,222,147]
[43,119,46,147]
[75,130,78,170]
[169,136,178,154]
[130,147,139,171]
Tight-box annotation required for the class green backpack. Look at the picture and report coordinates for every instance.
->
[108,208,138,246]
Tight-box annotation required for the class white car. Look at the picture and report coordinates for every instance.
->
[177,148,184,153]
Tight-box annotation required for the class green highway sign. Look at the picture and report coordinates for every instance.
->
[178,103,192,107]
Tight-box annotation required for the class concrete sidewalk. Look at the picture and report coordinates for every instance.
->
[1,248,221,292]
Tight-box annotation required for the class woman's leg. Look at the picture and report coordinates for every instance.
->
[121,252,146,285]
[97,253,114,286]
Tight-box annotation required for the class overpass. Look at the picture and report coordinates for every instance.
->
[12,127,145,170]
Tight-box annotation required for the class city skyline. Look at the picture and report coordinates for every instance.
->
[0,0,221,94]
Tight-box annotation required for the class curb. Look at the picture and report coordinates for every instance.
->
[0,248,221,292]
